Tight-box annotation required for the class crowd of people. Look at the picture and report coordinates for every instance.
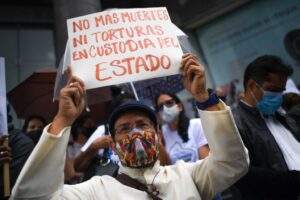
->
[0,52,299,200]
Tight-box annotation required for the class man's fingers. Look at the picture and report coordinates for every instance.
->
[181,53,198,68]
[0,145,11,153]
[69,76,85,89]
[0,151,12,158]
[64,87,83,107]
[182,53,197,60]
[67,81,84,101]
[60,84,83,110]
[181,56,201,76]
[0,144,12,163]
[181,59,201,77]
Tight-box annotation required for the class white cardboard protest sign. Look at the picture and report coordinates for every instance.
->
[67,7,183,89]
[0,58,8,136]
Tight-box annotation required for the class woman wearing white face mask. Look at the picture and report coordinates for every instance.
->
[155,92,210,164]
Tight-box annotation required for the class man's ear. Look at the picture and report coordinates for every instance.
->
[246,79,256,92]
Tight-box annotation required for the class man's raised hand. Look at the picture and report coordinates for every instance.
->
[181,53,209,102]
[49,67,85,135]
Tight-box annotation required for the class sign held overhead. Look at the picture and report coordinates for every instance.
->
[67,7,183,89]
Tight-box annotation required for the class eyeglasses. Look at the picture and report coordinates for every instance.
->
[255,82,284,93]
[114,119,154,135]
[156,99,176,111]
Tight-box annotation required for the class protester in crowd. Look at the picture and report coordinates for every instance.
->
[155,92,209,164]
[75,92,170,181]
[11,53,249,200]
[64,134,83,184]
[22,115,46,133]
[68,115,97,159]
[155,92,223,200]
[74,93,135,179]
[22,115,46,145]
[0,104,34,199]
[232,55,300,200]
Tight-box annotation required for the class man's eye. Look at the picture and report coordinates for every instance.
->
[140,124,148,128]
[139,122,151,129]
[120,127,130,132]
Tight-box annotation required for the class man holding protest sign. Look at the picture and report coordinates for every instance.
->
[11,53,249,200]
[11,8,248,199]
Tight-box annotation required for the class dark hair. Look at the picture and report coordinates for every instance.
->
[22,115,47,133]
[74,115,94,127]
[155,92,189,142]
[243,55,293,90]
[110,93,135,111]
[71,115,95,140]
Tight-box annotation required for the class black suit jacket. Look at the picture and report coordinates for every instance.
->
[232,101,300,200]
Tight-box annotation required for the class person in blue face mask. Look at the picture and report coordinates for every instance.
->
[251,82,283,116]
[232,55,300,200]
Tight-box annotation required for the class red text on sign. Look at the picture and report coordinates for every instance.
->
[157,37,179,48]
[72,38,156,61]
[72,19,90,33]
[95,54,171,81]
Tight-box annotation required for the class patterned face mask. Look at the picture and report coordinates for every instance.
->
[112,128,160,168]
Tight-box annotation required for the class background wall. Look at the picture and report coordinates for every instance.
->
[0,27,56,128]
[196,0,300,90]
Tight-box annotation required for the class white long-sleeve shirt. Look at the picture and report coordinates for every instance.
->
[11,106,249,200]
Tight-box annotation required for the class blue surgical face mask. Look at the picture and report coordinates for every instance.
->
[256,91,283,115]
[251,83,283,116]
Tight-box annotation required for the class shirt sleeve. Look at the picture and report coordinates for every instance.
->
[10,124,83,200]
[187,104,249,200]
[11,123,111,200]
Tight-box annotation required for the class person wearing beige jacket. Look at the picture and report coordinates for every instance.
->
[11,54,249,200]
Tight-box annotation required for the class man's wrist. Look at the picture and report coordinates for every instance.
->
[49,116,72,135]
[194,89,210,102]
[195,89,220,110]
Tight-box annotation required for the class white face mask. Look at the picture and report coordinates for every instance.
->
[159,104,180,124]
